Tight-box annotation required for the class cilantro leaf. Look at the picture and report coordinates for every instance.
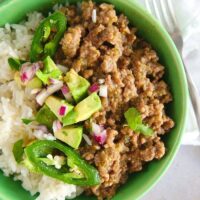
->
[62,110,78,126]
[136,124,154,136]
[124,107,154,136]
[8,57,26,71]
[21,118,34,125]
[124,107,142,130]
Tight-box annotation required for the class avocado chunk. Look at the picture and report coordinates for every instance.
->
[45,96,74,121]
[36,56,62,84]
[64,69,90,103]
[74,92,102,122]
[43,55,59,74]
[62,110,78,126]
[54,125,83,149]
[26,77,43,89]
[36,105,57,129]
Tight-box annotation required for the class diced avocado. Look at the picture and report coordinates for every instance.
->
[35,105,57,129]
[62,110,78,126]
[63,93,102,125]
[8,57,25,71]
[26,77,42,89]
[64,69,90,103]
[43,56,59,74]
[74,92,102,122]
[45,96,74,121]
[36,56,62,84]
[54,125,83,149]
[36,70,61,84]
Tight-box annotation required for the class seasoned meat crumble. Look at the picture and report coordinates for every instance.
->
[55,1,174,199]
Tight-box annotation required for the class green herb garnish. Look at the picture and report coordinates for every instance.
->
[21,118,34,125]
[124,107,154,136]
[8,57,25,71]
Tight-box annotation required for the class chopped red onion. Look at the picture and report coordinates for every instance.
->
[99,85,108,97]
[32,62,41,71]
[30,88,41,95]
[91,123,106,145]
[36,81,63,105]
[52,120,62,133]
[61,84,73,102]
[59,105,67,116]
[21,72,28,82]
[36,125,48,133]
[49,78,61,84]
[56,64,69,73]
[20,62,40,83]
[47,81,63,94]
[61,84,69,94]
[83,134,92,146]
[98,79,105,84]
[21,62,30,70]
[64,92,73,102]
[89,83,99,93]
[99,125,105,132]
[94,130,107,145]
[92,122,101,134]
[92,9,97,23]
[36,89,48,106]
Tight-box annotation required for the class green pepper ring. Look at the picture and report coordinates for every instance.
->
[30,11,67,62]
[24,140,100,186]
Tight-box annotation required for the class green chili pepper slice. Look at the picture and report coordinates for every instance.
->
[30,11,67,62]
[13,139,24,163]
[24,140,100,186]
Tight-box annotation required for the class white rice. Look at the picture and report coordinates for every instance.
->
[0,12,83,200]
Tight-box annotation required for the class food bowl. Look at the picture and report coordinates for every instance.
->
[0,0,188,199]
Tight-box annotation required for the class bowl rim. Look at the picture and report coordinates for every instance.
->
[0,0,188,200]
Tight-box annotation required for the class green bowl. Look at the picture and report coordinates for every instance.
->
[0,0,188,200]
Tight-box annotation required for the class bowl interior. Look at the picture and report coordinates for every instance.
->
[0,0,188,200]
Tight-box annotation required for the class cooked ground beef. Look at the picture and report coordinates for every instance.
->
[56,1,174,199]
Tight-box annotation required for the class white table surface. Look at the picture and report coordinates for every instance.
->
[142,146,200,200]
